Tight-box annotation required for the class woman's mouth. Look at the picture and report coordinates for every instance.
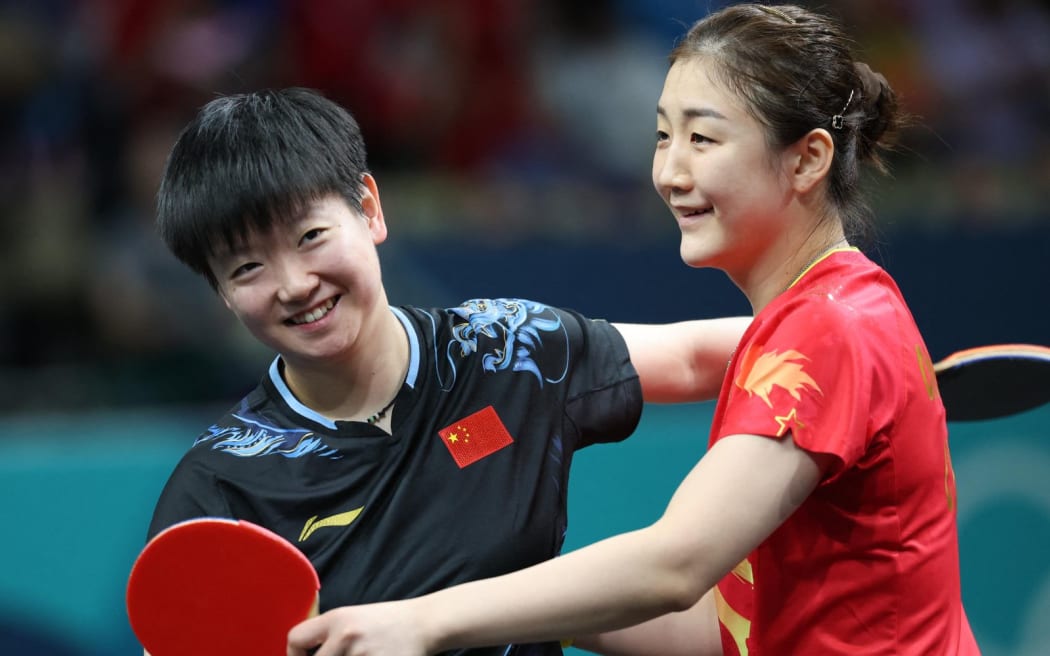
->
[679,207,711,218]
[288,297,338,325]
[675,206,713,225]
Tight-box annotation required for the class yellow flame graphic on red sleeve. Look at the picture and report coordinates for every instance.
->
[735,346,822,408]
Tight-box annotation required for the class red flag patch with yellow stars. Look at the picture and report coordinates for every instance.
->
[437,405,514,468]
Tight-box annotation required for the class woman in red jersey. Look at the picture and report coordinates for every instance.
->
[287,5,981,655]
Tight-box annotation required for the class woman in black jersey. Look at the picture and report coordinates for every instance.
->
[147,87,748,656]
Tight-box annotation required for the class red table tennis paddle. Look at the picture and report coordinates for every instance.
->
[934,343,1050,421]
[127,517,320,656]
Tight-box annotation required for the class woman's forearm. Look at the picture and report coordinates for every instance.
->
[413,523,709,653]
[571,587,721,656]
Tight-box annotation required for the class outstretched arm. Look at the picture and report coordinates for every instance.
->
[571,588,721,656]
[287,431,827,656]
[613,317,750,404]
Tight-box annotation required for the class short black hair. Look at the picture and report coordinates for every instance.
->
[157,87,370,288]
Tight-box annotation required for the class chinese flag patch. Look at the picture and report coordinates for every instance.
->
[437,405,514,469]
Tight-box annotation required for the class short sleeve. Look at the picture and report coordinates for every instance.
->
[561,309,643,449]
[716,298,877,477]
[146,454,232,541]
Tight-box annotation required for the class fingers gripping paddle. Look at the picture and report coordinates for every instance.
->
[127,518,320,656]
[934,344,1050,421]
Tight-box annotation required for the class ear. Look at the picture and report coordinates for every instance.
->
[786,128,834,194]
[359,172,389,245]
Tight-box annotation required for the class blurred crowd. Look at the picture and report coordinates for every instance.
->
[1,0,1048,412]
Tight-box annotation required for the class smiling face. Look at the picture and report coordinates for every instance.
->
[209,179,388,372]
[653,57,797,280]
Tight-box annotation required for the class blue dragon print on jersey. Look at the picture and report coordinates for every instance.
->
[196,408,341,459]
[436,298,570,391]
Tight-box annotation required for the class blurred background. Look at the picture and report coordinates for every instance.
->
[0,0,1047,654]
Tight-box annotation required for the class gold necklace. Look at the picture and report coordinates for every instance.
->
[785,238,850,292]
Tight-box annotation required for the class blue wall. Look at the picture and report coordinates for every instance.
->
[1,403,1046,655]
[394,223,1050,358]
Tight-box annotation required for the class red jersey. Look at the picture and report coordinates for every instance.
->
[711,249,980,655]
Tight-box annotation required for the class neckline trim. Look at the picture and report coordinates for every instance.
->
[786,246,859,291]
[268,306,421,430]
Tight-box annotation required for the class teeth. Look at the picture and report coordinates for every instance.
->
[291,298,335,325]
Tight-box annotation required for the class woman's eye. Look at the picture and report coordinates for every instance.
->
[231,262,260,279]
[656,130,669,143]
[691,133,711,144]
[300,228,324,246]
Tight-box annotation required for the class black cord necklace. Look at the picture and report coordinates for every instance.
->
[365,396,397,425]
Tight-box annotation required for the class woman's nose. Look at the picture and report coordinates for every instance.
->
[275,261,318,303]
[655,148,693,193]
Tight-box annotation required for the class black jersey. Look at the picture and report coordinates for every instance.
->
[147,298,642,655]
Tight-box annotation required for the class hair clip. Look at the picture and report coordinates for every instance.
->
[759,6,797,23]
[831,89,855,130]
